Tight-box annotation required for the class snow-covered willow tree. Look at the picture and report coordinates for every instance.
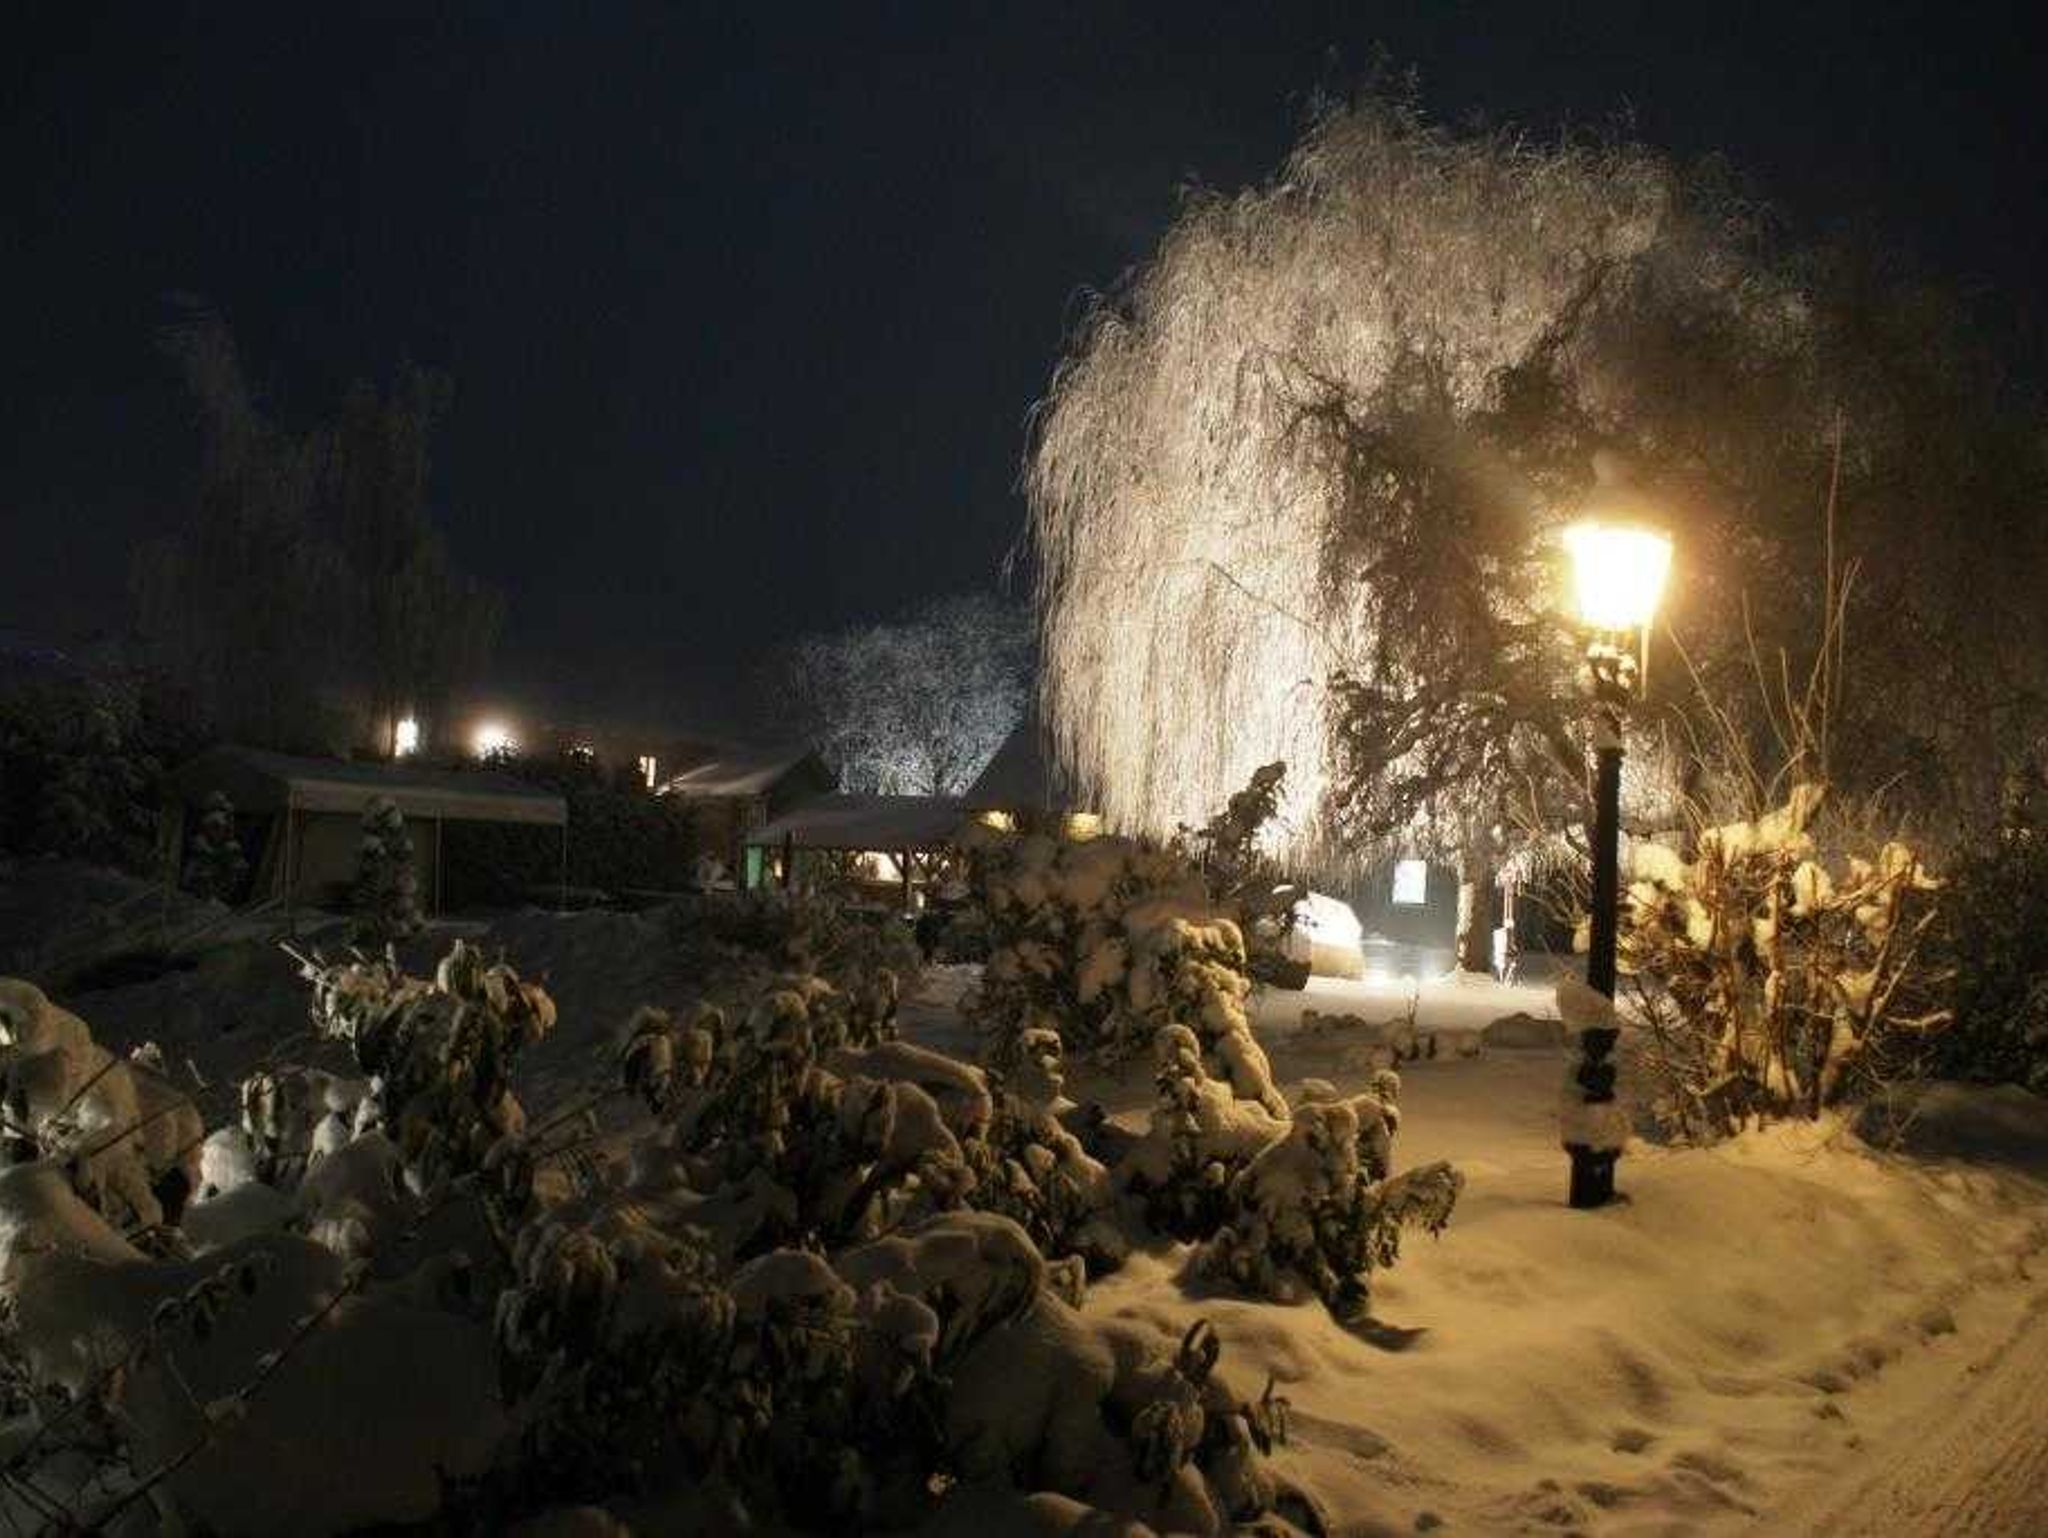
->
[1027,95,1758,866]
[1030,87,2048,895]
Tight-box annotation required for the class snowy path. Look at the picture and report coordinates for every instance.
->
[1767,1288,2048,1537]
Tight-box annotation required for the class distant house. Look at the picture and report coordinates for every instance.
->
[964,713,1100,839]
[742,793,966,907]
[169,745,567,914]
[658,745,835,885]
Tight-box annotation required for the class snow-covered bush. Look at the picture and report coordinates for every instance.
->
[350,794,424,945]
[967,1022,1123,1271]
[964,824,1286,1115]
[1192,1073,1459,1320]
[1621,785,1949,1138]
[496,1200,1318,1533]
[0,978,203,1230]
[1120,1025,1459,1319]
[1119,1023,1289,1241]
[1171,761,1305,987]
[621,977,970,1255]
[294,939,556,1221]
[1936,794,2048,1093]
[183,789,248,902]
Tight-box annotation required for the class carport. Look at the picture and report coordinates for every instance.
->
[168,745,567,915]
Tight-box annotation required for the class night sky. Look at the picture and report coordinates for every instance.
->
[7,2,2044,735]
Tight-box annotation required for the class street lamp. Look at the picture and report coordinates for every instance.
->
[1561,508,1671,1210]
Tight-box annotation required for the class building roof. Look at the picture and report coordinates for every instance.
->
[964,713,1088,814]
[170,745,567,826]
[744,794,966,852]
[660,744,825,799]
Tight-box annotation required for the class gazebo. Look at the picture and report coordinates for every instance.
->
[742,794,966,909]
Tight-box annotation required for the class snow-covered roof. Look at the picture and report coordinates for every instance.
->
[660,745,823,799]
[170,745,566,826]
[964,714,1088,814]
[744,794,967,852]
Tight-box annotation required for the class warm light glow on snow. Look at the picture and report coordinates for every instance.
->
[1563,520,1672,632]
[473,722,518,759]
[393,716,420,758]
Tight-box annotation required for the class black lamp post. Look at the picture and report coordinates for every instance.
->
[1562,514,1671,1210]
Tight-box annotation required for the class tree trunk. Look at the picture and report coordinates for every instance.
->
[1454,848,1495,976]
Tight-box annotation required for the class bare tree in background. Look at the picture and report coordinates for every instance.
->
[778,594,1031,795]
[136,306,502,754]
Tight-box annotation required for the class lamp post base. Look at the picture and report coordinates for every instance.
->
[1566,1143,1620,1209]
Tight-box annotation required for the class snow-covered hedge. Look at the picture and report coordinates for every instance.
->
[1621,784,1949,1137]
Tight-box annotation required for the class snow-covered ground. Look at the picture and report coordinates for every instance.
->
[16,885,2048,1537]
[908,967,2048,1537]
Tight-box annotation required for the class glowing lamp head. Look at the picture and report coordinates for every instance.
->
[473,722,518,760]
[1563,520,1672,633]
[392,716,420,758]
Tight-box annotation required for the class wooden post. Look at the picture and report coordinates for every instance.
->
[432,816,444,918]
[781,829,795,891]
[900,848,913,914]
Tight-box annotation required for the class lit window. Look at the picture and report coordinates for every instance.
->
[393,716,420,758]
[638,754,658,788]
[1063,812,1102,841]
[1391,859,1428,906]
[977,810,1017,833]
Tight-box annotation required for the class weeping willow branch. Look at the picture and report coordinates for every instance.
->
[1025,90,1748,869]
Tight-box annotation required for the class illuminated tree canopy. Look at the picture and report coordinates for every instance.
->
[1028,90,2048,869]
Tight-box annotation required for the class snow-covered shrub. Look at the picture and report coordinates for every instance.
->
[294,939,556,1220]
[965,824,1286,1115]
[183,789,248,902]
[1119,1024,1459,1318]
[1120,1023,1289,1241]
[1936,797,2048,1093]
[236,1065,375,1187]
[1194,1076,1460,1320]
[497,1199,1317,1534]
[349,794,423,946]
[621,978,970,1255]
[966,1023,1123,1271]
[1171,761,1305,987]
[0,978,203,1230]
[1621,785,1949,1138]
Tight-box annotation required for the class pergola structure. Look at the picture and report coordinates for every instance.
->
[742,794,966,910]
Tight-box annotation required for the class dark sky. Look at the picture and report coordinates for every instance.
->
[7,1,2044,734]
